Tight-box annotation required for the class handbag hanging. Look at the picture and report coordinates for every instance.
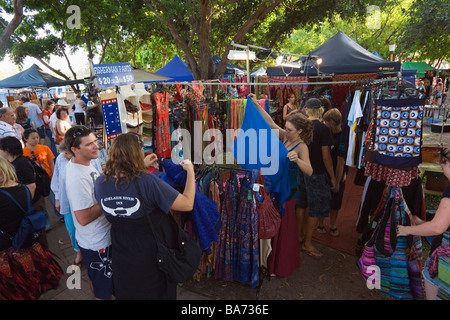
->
[134,179,202,283]
[254,173,281,239]
[359,187,424,300]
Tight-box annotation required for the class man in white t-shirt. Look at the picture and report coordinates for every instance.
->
[65,125,113,300]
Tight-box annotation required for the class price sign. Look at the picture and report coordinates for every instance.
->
[101,96,122,140]
[93,62,135,89]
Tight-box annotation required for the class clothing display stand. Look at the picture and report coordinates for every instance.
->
[116,84,142,135]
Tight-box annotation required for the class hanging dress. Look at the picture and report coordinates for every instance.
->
[267,141,302,277]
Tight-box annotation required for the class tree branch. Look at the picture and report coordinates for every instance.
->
[143,0,199,79]
[214,0,286,78]
[0,0,26,53]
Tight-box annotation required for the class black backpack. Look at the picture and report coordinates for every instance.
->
[27,157,51,197]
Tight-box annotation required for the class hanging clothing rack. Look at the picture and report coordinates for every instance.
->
[194,162,252,173]
[149,76,400,87]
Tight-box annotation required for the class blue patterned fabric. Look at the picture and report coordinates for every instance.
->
[372,99,425,168]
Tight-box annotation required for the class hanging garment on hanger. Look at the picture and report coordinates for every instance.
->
[157,159,220,251]
[232,97,291,213]
[215,174,237,282]
[234,174,259,289]
[346,89,363,167]
[369,99,425,169]
[152,91,172,159]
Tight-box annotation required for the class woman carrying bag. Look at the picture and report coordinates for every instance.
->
[94,133,196,300]
[0,157,63,300]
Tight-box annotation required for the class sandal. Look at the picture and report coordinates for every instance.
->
[301,244,323,257]
[330,227,339,236]
[316,225,327,234]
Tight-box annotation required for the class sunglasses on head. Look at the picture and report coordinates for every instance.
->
[72,126,89,139]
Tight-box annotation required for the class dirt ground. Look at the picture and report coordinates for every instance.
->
[182,124,447,300]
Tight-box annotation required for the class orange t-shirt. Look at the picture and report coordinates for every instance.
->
[23,144,55,178]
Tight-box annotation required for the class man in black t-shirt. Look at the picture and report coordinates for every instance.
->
[297,98,336,257]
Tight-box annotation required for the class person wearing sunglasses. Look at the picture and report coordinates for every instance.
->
[398,148,450,299]
[64,125,113,300]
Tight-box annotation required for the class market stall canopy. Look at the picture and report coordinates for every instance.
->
[0,64,84,88]
[154,55,194,82]
[251,67,267,77]
[372,51,383,59]
[401,61,437,77]
[212,55,246,76]
[267,31,401,77]
[132,68,173,83]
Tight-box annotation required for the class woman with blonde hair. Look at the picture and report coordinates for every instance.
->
[0,156,63,299]
[94,133,196,299]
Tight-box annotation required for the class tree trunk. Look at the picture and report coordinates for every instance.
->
[144,0,285,80]
[213,0,285,79]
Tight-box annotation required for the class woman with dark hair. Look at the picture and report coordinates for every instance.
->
[54,107,71,146]
[0,136,36,200]
[94,133,196,300]
[250,93,313,276]
[283,92,299,120]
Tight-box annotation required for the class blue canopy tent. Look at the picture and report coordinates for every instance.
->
[154,55,194,81]
[0,64,84,88]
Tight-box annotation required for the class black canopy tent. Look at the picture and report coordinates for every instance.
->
[266,31,401,77]
[212,55,246,76]
[0,64,84,88]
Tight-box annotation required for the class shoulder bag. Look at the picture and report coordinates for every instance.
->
[254,174,281,239]
[0,186,47,249]
[134,179,202,283]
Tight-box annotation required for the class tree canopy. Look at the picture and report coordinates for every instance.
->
[0,0,448,82]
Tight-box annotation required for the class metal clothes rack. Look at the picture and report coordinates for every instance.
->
[149,76,400,87]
